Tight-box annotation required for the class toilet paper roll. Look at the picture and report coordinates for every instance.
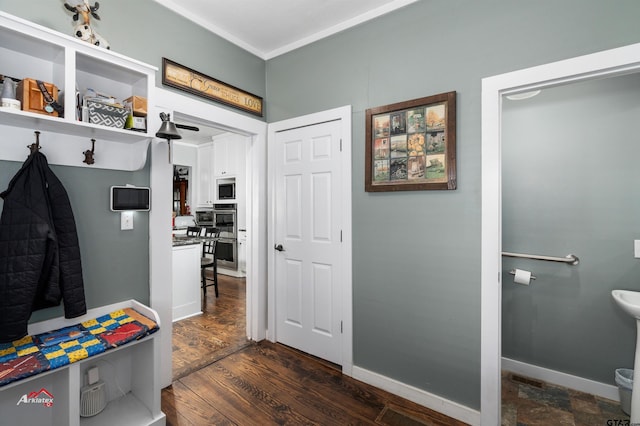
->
[513,268,532,285]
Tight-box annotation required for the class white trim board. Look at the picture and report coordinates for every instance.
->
[502,358,619,402]
[352,366,481,426]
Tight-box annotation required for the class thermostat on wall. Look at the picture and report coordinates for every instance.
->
[110,185,150,211]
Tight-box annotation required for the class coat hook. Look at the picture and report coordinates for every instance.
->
[83,138,96,165]
[28,131,41,154]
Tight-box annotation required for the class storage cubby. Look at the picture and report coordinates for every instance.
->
[75,53,149,102]
[0,11,156,170]
[78,339,158,426]
[0,26,65,93]
[0,366,73,426]
[0,300,165,426]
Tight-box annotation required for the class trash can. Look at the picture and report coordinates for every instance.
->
[616,368,633,416]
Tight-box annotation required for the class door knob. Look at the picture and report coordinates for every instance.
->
[274,244,285,252]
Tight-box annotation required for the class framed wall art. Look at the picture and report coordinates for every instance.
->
[162,58,263,117]
[365,91,456,191]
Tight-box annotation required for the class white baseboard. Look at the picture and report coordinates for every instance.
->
[351,366,481,426]
[502,357,619,402]
[172,309,202,323]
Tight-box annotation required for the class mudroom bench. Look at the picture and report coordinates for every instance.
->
[0,300,165,426]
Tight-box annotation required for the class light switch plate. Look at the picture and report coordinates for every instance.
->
[121,211,133,230]
[635,240,640,259]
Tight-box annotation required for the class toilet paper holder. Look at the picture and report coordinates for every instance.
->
[509,269,536,280]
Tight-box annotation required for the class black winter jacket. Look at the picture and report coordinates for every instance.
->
[0,151,86,343]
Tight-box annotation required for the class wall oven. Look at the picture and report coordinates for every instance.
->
[213,204,237,270]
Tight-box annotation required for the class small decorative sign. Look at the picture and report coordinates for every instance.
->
[162,58,263,117]
[365,91,456,191]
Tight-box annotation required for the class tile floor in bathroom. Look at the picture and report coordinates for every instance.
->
[501,371,630,426]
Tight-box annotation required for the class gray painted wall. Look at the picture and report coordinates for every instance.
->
[265,0,640,408]
[0,158,150,322]
[502,73,640,384]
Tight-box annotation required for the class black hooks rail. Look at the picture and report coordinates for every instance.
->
[28,131,41,155]
[83,138,96,165]
[26,131,97,165]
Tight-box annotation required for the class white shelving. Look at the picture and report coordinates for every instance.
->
[0,300,165,426]
[0,12,157,170]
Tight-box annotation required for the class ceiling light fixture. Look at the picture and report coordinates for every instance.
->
[505,90,542,101]
[156,112,182,162]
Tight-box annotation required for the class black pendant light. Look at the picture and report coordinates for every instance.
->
[156,112,182,140]
[156,112,182,162]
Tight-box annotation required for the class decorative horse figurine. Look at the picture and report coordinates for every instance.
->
[64,1,110,49]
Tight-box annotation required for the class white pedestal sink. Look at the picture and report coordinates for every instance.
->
[612,289,640,422]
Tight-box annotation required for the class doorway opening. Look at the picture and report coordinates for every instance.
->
[481,42,640,424]
[499,73,639,423]
[171,114,252,379]
[152,87,268,389]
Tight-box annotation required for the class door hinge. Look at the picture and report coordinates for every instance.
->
[340,139,342,152]
[340,230,343,242]
[340,321,343,333]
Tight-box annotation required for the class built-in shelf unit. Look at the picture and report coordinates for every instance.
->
[0,12,156,170]
[0,300,165,426]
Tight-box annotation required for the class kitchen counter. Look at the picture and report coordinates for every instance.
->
[172,238,200,247]
[172,235,218,247]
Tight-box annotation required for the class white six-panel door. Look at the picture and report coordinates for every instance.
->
[273,119,344,364]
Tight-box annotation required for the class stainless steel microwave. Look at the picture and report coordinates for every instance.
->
[195,209,213,226]
[217,178,235,200]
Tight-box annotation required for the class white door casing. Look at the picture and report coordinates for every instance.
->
[268,106,353,374]
[151,88,268,389]
[481,43,640,424]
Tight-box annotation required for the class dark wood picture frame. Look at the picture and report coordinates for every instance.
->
[365,91,456,191]
[161,58,263,117]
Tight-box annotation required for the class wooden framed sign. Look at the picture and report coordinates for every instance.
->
[162,58,263,117]
[365,91,456,191]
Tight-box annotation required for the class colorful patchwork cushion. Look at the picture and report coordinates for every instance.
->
[37,326,106,369]
[0,307,158,387]
[0,353,49,385]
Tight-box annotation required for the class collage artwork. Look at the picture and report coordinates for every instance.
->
[372,103,447,184]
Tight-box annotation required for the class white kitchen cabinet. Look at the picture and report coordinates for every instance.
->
[196,143,213,207]
[0,300,164,426]
[212,134,245,177]
[0,12,156,171]
[172,243,202,321]
[196,134,247,208]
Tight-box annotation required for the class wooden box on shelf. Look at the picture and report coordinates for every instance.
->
[124,95,147,117]
[16,78,60,117]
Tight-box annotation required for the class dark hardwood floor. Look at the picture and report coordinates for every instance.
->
[171,273,249,380]
[162,273,467,425]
